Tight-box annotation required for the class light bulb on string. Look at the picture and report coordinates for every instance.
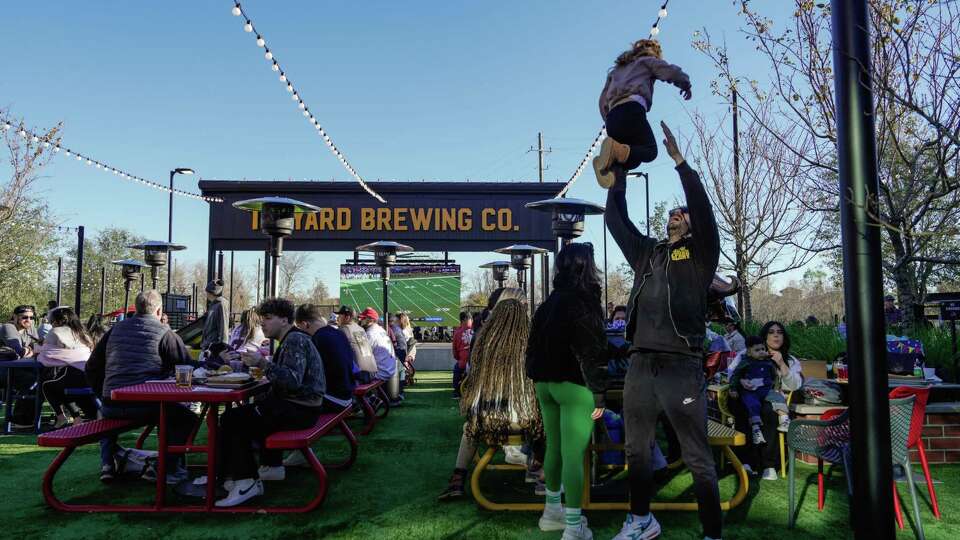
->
[279,74,287,82]
[43,141,50,148]
[271,63,279,71]
[650,26,660,36]
[298,101,305,109]
[292,93,299,101]
[76,155,81,161]
[286,84,294,92]
[54,146,60,152]
[244,22,253,32]
[302,110,310,117]
[265,51,273,60]
[232,5,241,16]
[256,36,265,47]
[32,135,39,142]
[659,8,668,18]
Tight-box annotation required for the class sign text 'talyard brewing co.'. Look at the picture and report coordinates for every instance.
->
[200,180,561,252]
[250,206,523,233]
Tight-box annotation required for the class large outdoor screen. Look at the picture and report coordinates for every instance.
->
[339,264,461,327]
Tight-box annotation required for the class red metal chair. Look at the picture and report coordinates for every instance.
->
[889,386,940,520]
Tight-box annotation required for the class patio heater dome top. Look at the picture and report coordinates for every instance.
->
[356,240,415,267]
[111,258,149,268]
[479,260,512,269]
[128,240,187,267]
[494,244,549,271]
[233,196,322,238]
[526,197,605,240]
[480,260,512,285]
[111,258,148,281]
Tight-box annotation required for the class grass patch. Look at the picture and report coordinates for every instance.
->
[1,372,957,539]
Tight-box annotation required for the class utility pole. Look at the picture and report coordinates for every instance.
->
[732,87,746,320]
[530,132,553,306]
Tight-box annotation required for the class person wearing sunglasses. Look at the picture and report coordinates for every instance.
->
[602,121,723,540]
[1,305,40,359]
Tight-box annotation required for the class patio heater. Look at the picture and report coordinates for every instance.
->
[479,261,511,289]
[494,244,548,309]
[356,240,414,401]
[233,197,321,299]
[112,259,147,320]
[526,197,605,299]
[129,240,186,291]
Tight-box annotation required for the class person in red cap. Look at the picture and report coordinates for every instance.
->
[357,307,397,383]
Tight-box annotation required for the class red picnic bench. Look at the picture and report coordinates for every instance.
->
[351,379,390,436]
[37,402,358,513]
[38,418,149,512]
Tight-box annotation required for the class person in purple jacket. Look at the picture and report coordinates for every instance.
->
[593,39,692,189]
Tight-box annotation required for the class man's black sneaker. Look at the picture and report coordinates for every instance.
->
[100,465,116,483]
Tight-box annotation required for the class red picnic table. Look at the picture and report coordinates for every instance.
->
[110,380,270,512]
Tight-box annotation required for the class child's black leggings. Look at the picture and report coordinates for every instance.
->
[605,101,658,170]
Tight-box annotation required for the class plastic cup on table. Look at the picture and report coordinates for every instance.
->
[175,365,193,388]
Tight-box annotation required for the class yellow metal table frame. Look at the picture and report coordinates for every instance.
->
[470,419,748,512]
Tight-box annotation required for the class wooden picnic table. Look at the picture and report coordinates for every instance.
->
[110,380,270,512]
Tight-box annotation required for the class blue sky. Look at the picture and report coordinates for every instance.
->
[2,0,801,298]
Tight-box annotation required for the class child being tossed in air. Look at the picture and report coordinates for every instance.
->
[594,38,692,188]
[729,336,790,445]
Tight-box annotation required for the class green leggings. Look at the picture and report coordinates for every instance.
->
[535,381,595,509]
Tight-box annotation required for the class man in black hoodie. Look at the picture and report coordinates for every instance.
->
[604,121,722,540]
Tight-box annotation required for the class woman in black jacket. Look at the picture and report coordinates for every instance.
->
[526,242,608,540]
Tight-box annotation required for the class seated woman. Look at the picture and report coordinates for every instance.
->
[437,288,543,501]
[726,320,804,480]
[37,307,97,428]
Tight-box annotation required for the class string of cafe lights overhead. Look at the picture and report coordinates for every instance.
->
[0,119,222,203]
[555,1,670,198]
[229,2,387,204]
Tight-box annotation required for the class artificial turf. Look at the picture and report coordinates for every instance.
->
[0,371,956,539]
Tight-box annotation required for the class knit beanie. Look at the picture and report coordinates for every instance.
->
[205,279,224,296]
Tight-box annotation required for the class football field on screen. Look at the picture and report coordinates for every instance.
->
[339,274,461,327]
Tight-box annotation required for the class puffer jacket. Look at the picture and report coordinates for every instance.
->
[599,56,691,119]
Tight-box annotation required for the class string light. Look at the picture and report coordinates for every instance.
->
[556,128,606,198]
[649,1,670,38]
[560,2,670,197]
[228,1,387,204]
[1,118,222,203]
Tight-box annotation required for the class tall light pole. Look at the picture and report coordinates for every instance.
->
[168,167,195,294]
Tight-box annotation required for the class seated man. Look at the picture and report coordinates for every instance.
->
[85,290,197,483]
[358,307,396,383]
[211,298,326,507]
[1,305,43,428]
[335,306,377,383]
[294,304,356,413]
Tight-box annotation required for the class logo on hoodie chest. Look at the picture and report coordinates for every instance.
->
[670,246,691,262]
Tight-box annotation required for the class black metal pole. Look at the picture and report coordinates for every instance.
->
[645,174,650,237]
[832,1,894,537]
[229,251,235,318]
[217,251,224,281]
[269,238,281,299]
[264,249,272,300]
[168,170,174,294]
[256,258,261,304]
[55,257,63,306]
[382,265,390,323]
[74,226,84,317]
[122,281,131,321]
[529,264,535,310]
[603,222,609,312]
[951,320,958,383]
[151,266,160,290]
[139,273,144,293]
[192,283,198,313]
[99,266,106,315]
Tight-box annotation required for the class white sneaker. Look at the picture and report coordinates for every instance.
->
[283,451,310,468]
[538,505,566,531]
[257,465,286,481]
[613,513,661,540]
[561,518,593,540]
[761,468,779,481]
[503,445,526,465]
[777,416,791,433]
[215,478,263,507]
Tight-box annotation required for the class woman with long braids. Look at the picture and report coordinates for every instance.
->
[526,243,608,540]
[437,288,543,500]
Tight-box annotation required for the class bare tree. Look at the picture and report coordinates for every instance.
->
[277,252,313,298]
[687,100,829,320]
[0,111,62,313]
[693,0,960,326]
